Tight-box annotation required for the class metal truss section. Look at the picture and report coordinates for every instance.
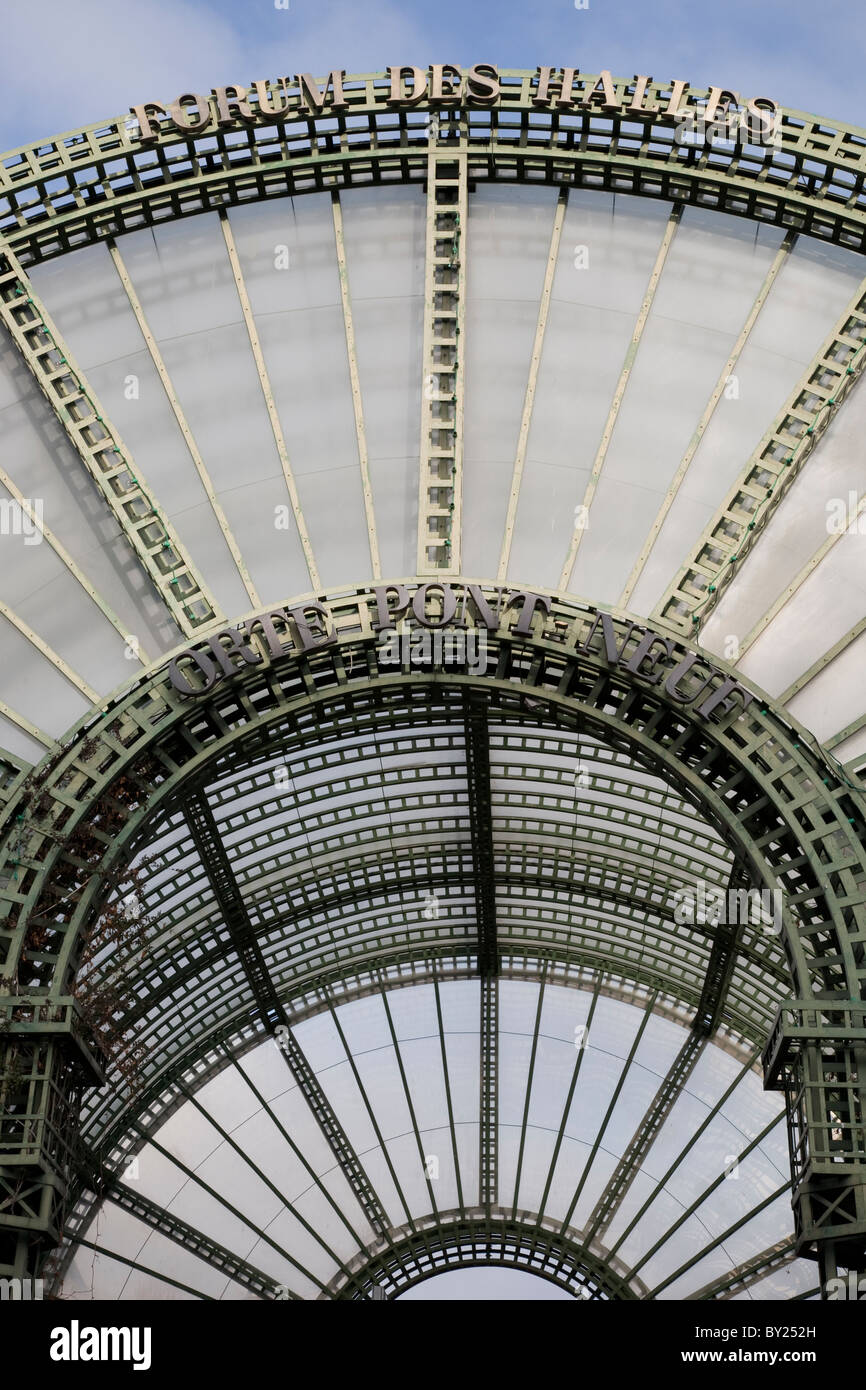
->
[583,1028,706,1243]
[90,885,772,1138]
[688,1237,797,1300]
[417,140,467,572]
[763,998,866,1268]
[0,752,28,808]
[619,230,796,610]
[97,1167,282,1299]
[6,74,866,266]
[81,842,783,1129]
[83,724,785,1063]
[183,787,390,1240]
[464,692,498,976]
[655,280,866,636]
[0,251,220,637]
[329,1213,642,1301]
[691,861,753,1037]
[479,973,498,1210]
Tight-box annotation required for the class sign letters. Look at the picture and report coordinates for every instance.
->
[167,580,755,727]
[131,67,779,146]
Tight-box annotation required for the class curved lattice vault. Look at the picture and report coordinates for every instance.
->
[1,68,866,1300]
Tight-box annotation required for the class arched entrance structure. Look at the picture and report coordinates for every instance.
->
[1,70,866,1298]
[2,579,865,1289]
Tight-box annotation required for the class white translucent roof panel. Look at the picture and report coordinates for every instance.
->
[228,196,372,591]
[75,980,793,1299]
[0,481,135,695]
[703,379,866,676]
[0,712,43,763]
[785,621,866,742]
[569,213,841,607]
[724,522,866,734]
[339,185,425,580]
[110,214,312,608]
[0,609,92,738]
[66,1206,254,1300]
[604,1043,758,1241]
[0,323,176,663]
[462,185,560,578]
[731,1257,819,1300]
[507,192,674,591]
[627,225,810,616]
[28,241,254,621]
[155,321,312,607]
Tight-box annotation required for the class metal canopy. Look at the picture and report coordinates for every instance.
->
[1,71,866,1298]
[1,583,864,1295]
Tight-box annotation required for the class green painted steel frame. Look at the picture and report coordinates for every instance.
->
[3,67,865,1296]
[1,578,865,1283]
[4,72,866,266]
[329,1213,642,1300]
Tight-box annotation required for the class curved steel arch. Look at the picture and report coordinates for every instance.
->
[3,70,866,265]
[329,1213,643,1300]
[4,581,863,996]
[3,72,866,643]
[1,579,865,1283]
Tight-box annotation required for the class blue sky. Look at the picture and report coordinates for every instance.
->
[1,0,865,151]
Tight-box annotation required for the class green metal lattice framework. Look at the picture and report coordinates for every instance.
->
[0,580,864,1292]
[4,70,866,613]
[2,71,866,1295]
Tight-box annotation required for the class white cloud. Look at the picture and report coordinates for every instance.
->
[0,0,435,148]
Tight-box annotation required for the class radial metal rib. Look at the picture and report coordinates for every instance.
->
[559,203,682,592]
[0,249,220,635]
[219,210,321,592]
[498,187,568,582]
[107,237,262,610]
[331,191,381,580]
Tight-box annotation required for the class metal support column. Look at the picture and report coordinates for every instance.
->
[479,973,498,1212]
[416,129,467,573]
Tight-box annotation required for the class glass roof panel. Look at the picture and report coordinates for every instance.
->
[0,321,177,662]
[461,185,560,578]
[509,192,674,593]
